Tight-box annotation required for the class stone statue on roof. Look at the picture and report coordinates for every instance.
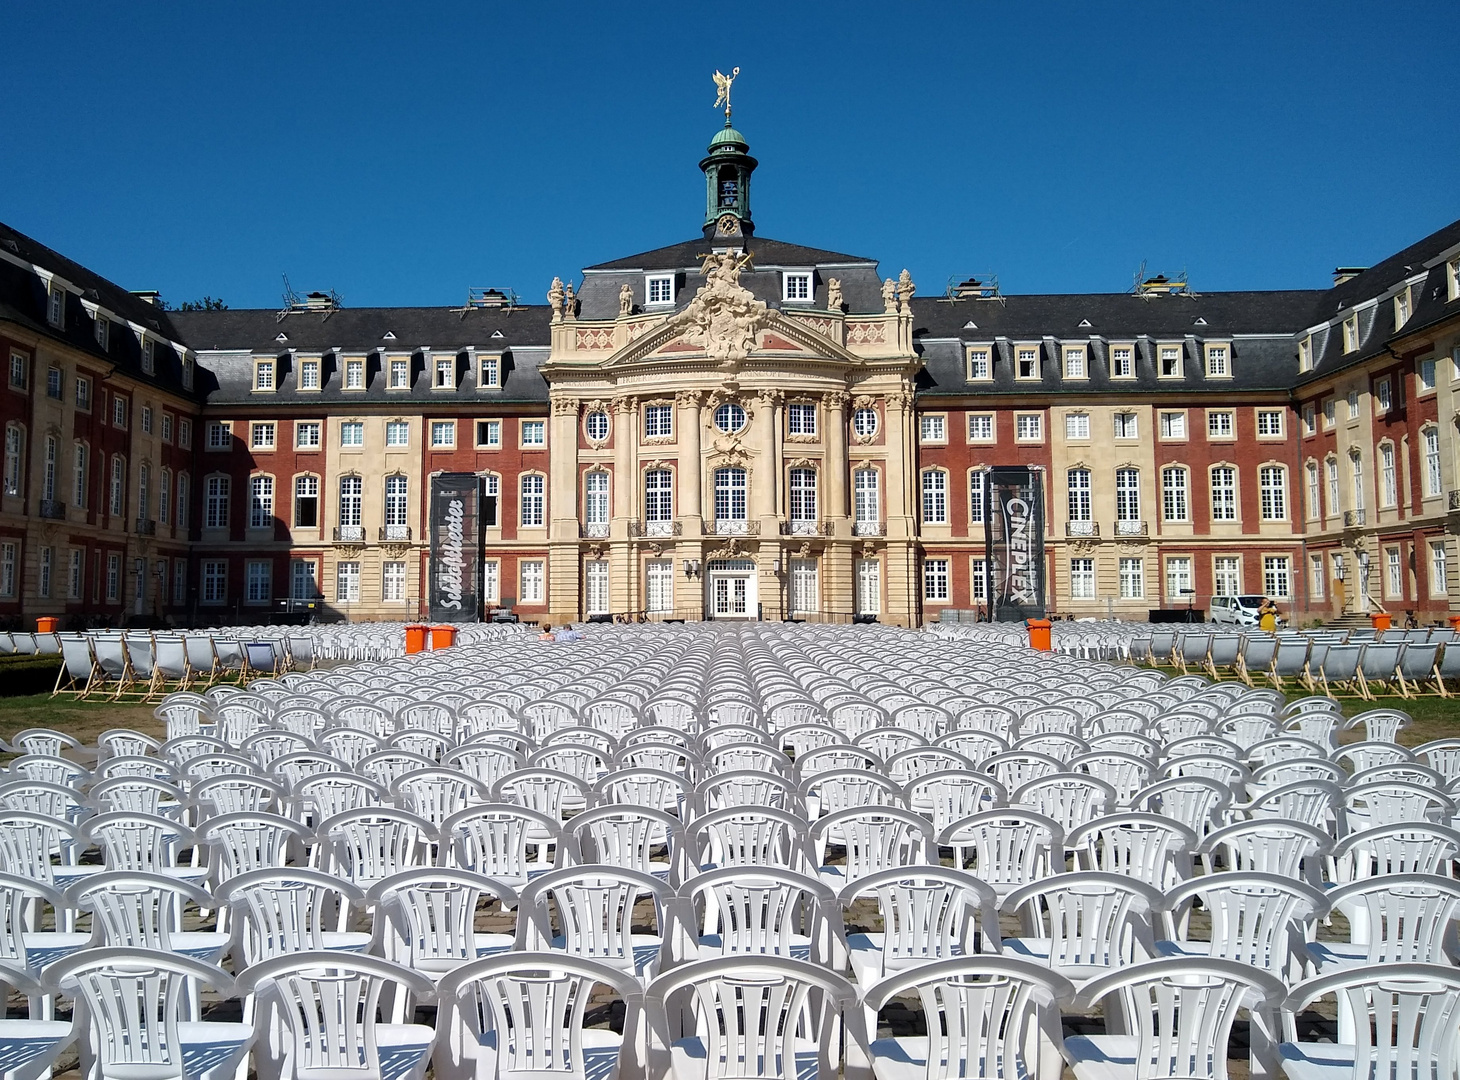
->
[619,283,633,317]
[548,277,564,321]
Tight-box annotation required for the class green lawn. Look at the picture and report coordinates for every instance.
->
[0,693,161,746]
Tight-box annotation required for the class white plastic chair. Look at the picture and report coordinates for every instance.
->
[439,804,569,888]
[517,865,680,983]
[838,865,998,987]
[319,808,434,889]
[1311,874,1460,973]
[215,868,371,968]
[691,807,815,876]
[1067,814,1197,890]
[368,868,518,992]
[569,805,690,885]
[938,810,1063,905]
[810,807,934,888]
[683,866,844,967]
[1158,873,1327,984]
[1001,871,1162,988]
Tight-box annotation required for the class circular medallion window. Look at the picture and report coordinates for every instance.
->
[714,403,747,433]
[852,408,879,437]
[584,410,610,442]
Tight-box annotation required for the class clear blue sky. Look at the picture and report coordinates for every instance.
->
[8,2,1459,309]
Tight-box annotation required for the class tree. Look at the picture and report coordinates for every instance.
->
[163,296,228,311]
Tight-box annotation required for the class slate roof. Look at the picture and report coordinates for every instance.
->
[584,236,877,272]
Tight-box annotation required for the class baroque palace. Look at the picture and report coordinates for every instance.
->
[3,108,1460,629]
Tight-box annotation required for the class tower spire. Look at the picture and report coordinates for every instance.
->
[702,67,756,246]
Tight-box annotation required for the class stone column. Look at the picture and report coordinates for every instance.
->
[548,397,580,534]
[611,396,635,524]
[824,390,849,521]
[883,392,915,531]
[676,391,703,527]
[751,390,780,523]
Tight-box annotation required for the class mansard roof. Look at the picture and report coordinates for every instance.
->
[584,236,877,272]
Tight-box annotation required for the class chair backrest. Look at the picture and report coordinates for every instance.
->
[518,865,673,973]
[68,871,213,951]
[1163,872,1326,978]
[1325,875,1460,965]
[369,868,517,972]
[843,866,999,972]
[685,867,839,962]
[1003,871,1161,974]
[216,868,367,965]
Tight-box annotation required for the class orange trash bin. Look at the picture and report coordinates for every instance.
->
[1026,618,1052,652]
[1370,612,1392,632]
[35,617,59,634]
[404,624,428,654]
[429,624,458,650]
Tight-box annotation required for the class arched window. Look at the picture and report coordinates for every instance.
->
[3,424,23,496]
[583,471,609,536]
[384,475,409,539]
[1349,451,1365,512]
[1379,443,1397,507]
[73,442,87,508]
[714,467,747,524]
[41,436,56,503]
[1259,465,1288,521]
[293,475,319,528]
[1066,468,1091,532]
[176,472,190,530]
[854,467,880,534]
[110,455,126,517]
[969,469,987,526]
[1325,457,1339,518]
[1423,427,1442,498]
[249,475,274,529]
[1304,460,1319,520]
[1209,465,1236,521]
[159,467,172,525]
[338,475,363,539]
[921,469,947,525]
[138,462,151,523]
[788,468,818,529]
[520,473,545,527]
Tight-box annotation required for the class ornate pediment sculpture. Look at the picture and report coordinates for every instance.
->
[666,251,776,364]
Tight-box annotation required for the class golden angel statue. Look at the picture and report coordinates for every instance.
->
[712,67,740,120]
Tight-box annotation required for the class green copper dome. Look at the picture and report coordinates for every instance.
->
[708,125,748,151]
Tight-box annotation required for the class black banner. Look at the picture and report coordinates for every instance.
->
[429,473,482,623]
[983,467,1046,621]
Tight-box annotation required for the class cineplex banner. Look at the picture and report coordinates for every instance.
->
[983,466,1047,621]
[428,473,481,622]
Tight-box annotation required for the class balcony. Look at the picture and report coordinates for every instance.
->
[37,499,65,520]
[580,522,609,539]
[379,525,411,542]
[1113,519,1147,537]
[629,519,681,538]
[853,520,887,537]
[1344,509,1367,528]
[1449,489,1460,512]
[333,525,366,543]
[134,519,156,536]
[780,519,834,537]
[1066,520,1099,538]
[710,519,758,537]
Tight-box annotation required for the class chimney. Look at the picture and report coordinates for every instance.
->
[131,290,162,306]
[1333,267,1367,286]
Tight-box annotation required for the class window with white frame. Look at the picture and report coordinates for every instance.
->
[1,425,20,496]
[105,552,120,602]
[1065,413,1090,440]
[178,419,191,449]
[73,443,86,507]
[1263,555,1291,599]
[1159,346,1182,377]
[250,422,275,450]
[75,375,91,411]
[254,359,274,391]
[1067,468,1091,527]
[1350,452,1365,511]
[249,475,273,529]
[855,558,880,616]
[1116,468,1141,523]
[434,355,455,389]
[1342,314,1359,353]
[714,467,746,522]
[967,414,993,441]
[1119,558,1144,599]
[140,339,154,374]
[1015,413,1042,441]
[520,474,545,527]
[336,561,360,604]
[1299,337,1313,372]
[384,475,408,537]
[201,560,226,605]
[967,348,991,380]
[340,421,363,448]
[789,468,818,526]
[290,559,317,600]
[1256,410,1284,437]
[584,472,609,530]
[585,410,610,442]
[1161,467,1189,522]
[647,559,674,614]
[68,549,83,600]
[382,561,407,602]
[46,366,61,401]
[46,284,64,328]
[207,421,231,450]
[1259,466,1287,521]
[1386,546,1404,600]
[137,463,149,522]
[141,406,152,435]
[1326,458,1339,517]
[300,358,320,390]
[1419,357,1437,392]
[109,456,125,516]
[1305,462,1320,520]
[1016,347,1039,379]
[1064,348,1086,378]
[1110,346,1134,377]
[644,405,673,439]
[294,475,319,528]
[1160,411,1186,439]
[176,473,189,530]
[345,359,364,389]
[338,476,362,531]
[921,470,948,525]
[0,542,13,597]
[389,358,410,389]
[1113,413,1137,439]
[1206,344,1229,377]
[521,420,545,447]
[854,467,879,530]
[923,558,950,601]
[782,273,811,302]
[853,408,878,438]
[1431,541,1449,597]
[1323,399,1336,427]
[159,468,171,525]
[520,560,545,603]
[112,397,127,429]
[430,421,455,448]
[788,403,817,436]
[646,275,674,305]
[1424,428,1442,497]
[1310,554,1325,600]
[93,315,109,350]
[1166,556,1193,600]
[479,355,500,388]
[1379,443,1397,507]
[385,420,409,447]
[1070,558,1095,600]
[476,420,502,448]
[969,470,986,525]
[584,560,610,615]
[1210,466,1237,522]
[245,560,272,604]
[1207,410,1234,439]
[1301,404,1315,434]
[789,559,818,615]
[1347,390,1360,419]
[1375,378,1391,413]
[482,559,500,603]
[971,558,988,603]
[920,415,946,443]
[1214,556,1240,597]
[484,475,501,527]
[644,469,673,525]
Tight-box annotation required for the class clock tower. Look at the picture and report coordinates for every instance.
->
[700,121,757,248]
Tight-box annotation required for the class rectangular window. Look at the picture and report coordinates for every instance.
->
[966,348,991,380]
[476,420,502,448]
[1210,466,1237,521]
[481,558,500,603]
[1070,558,1095,600]
[1386,546,1404,600]
[1342,314,1359,353]
[644,405,673,439]
[0,542,14,597]
[854,468,880,530]
[46,285,64,329]
[1301,404,1315,435]
[140,339,154,374]
[646,275,674,305]
[386,421,410,447]
[969,470,986,525]
[1256,410,1284,437]
[855,558,881,616]
[783,273,811,302]
[1166,556,1193,601]
[172,559,185,603]
[140,406,152,435]
[584,472,610,528]
[159,468,170,525]
[521,420,545,447]
[295,422,321,449]
[1259,466,1287,521]
[1161,467,1189,522]
[788,403,817,436]
[1309,554,1325,600]
[1419,357,1437,392]
[434,356,455,389]
[920,414,946,443]
[479,355,500,388]
[1063,348,1086,378]
[1016,347,1039,379]
[254,360,275,391]
[647,559,674,614]
[1113,413,1138,439]
[338,476,363,534]
[520,474,545,527]
[1214,556,1240,597]
[112,397,127,428]
[1431,541,1449,598]
[1159,411,1186,439]
[1263,555,1291,599]
[176,473,189,530]
[340,421,364,448]
[109,457,124,516]
[1064,413,1090,440]
[923,558,950,602]
[205,476,230,529]
[788,559,818,615]
[520,560,545,603]
[1206,345,1229,377]
[971,564,987,606]
[201,560,226,605]
[294,475,319,528]
[1067,468,1091,527]
[75,375,91,411]
[1323,399,1336,427]
[1299,337,1313,372]
[430,421,456,448]
[1380,443,1397,508]
[73,443,86,507]
[345,359,364,389]
[300,358,320,390]
[1015,413,1042,442]
[250,422,275,450]
[336,561,360,604]
[921,471,947,525]
[382,561,407,602]
[94,315,110,350]
[1207,410,1234,439]
[583,560,610,615]
[1111,346,1134,378]
[245,560,272,604]
[1305,462,1320,520]
[249,475,273,529]
[1159,346,1182,377]
[1119,557,1144,599]
[1346,390,1359,420]
[1116,468,1141,524]
[6,353,24,392]
[789,468,818,526]
[178,419,191,449]
[207,421,231,450]
[714,468,747,523]
[386,357,409,389]
[1375,378,1392,413]
[291,559,319,600]
[45,366,61,401]
[1327,458,1340,517]
[967,414,993,442]
[1424,428,1443,498]
[68,549,83,600]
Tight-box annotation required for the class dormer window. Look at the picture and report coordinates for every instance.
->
[966,347,991,381]
[1110,345,1135,378]
[1395,287,1412,329]
[1063,347,1086,379]
[646,275,675,306]
[1298,336,1313,372]
[434,355,455,389]
[140,337,154,374]
[299,358,320,390]
[782,272,812,303]
[1016,347,1039,380]
[46,284,64,329]
[479,355,500,389]
[1448,258,1459,302]
[94,317,109,350]
[1342,314,1359,353]
[1159,345,1182,377]
[181,356,194,391]
[1205,343,1230,377]
[389,357,410,389]
[344,359,364,390]
[254,359,274,392]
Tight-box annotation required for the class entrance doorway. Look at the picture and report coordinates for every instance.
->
[707,559,757,619]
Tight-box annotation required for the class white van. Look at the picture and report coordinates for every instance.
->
[1210,594,1271,627]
